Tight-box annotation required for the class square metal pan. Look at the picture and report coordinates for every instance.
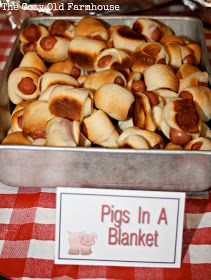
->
[0,16,211,191]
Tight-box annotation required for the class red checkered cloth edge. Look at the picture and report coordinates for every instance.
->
[1,6,211,280]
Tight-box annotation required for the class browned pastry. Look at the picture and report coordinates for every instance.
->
[38,72,79,95]
[133,91,164,131]
[165,43,196,69]
[82,110,119,148]
[21,42,37,54]
[118,134,150,149]
[49,20,75,40]
[48,60,81,79]
[8,67,41,104]
[37,35,69,63]
[22,101,54,140]
[160,35,185,45]
[46,117,80,147]
[132,42,169,73]
[94,48,131,76]
[75,16,109,41]
[185,137,211,150]
[165,43,182,69]
[132,18,162,42]
[178,71,209,92]
[176,64,200,79]
[117,127,164,149]
[10,108,25,133]
[19,24,49,43]
[19,51,47,73]
[143,64,178,92]
[186,43,202,65]
[110,25,146,52]
[160,98,201,145]
[179,86,211,122]
[94,83,135,121]
[127,72,146,94]
[48,85,93,122]
[11,100,34,116]
[164,143,183,150]
[84,69,126,91]
[69,37,107,70]
[2,131,31,145]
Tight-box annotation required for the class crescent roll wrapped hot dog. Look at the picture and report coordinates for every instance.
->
[160,98,201,145]
[2,132,31,145]
[49,20,75,40]
[75,16,109,41]
[46,117,80,147]
[132,42,169,73]
[179,86,211,122]
[82,109,119,148]
[185,137,211,150]
[48,85,93,122]
[69,36,107,70]
[48,60,81,79]
[133,91,164,131]
[117,127,164,149]
[94,83,135,121]
[21,42,37,55]
[94,48,131,76]
[127,72,146,94]
[118,134,150,149]
[19,51,47,73]
[84,69,126,91]
[176,64,200,79]
[37,35,69,63]
[8,67,41,104]
[132,18,162,42]
[38,72,79,95]
[143,64,179,92]
[20,24,49,43]
[178,71,209,92]
[186,43,202,65]
[22,101,54,140]
[110,25,146,52]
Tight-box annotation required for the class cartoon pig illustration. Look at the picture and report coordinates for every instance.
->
[68,232,82,255]
[79,232,97,255]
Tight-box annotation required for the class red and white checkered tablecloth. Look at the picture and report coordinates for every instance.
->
[1,6,211,279]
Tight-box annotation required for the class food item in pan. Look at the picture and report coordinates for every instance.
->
[37,35,69,63]
[19,51,47,73]
[8,67,41,104]
[49,20,75,40]
[69,37,107,70]
[94,83,135,121]
[82,110,119,148]
[19,24,49,43]
[75,16,109,41]
[185,137,211,150]
[3,16,211,150]
[46,117,80,146]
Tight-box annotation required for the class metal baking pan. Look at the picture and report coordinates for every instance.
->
[0,16,211,191]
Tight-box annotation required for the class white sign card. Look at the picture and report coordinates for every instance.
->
[55,188,185,268]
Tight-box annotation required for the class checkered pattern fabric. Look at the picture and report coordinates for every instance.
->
[0,5,211,279]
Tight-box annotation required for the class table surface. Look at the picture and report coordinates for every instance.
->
[1,4,211,280]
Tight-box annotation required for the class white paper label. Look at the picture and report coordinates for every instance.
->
[55,188,185,268]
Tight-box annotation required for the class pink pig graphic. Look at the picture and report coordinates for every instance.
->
[68,232,82,255]
[79,232,97,255]
[68,231,97,255]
